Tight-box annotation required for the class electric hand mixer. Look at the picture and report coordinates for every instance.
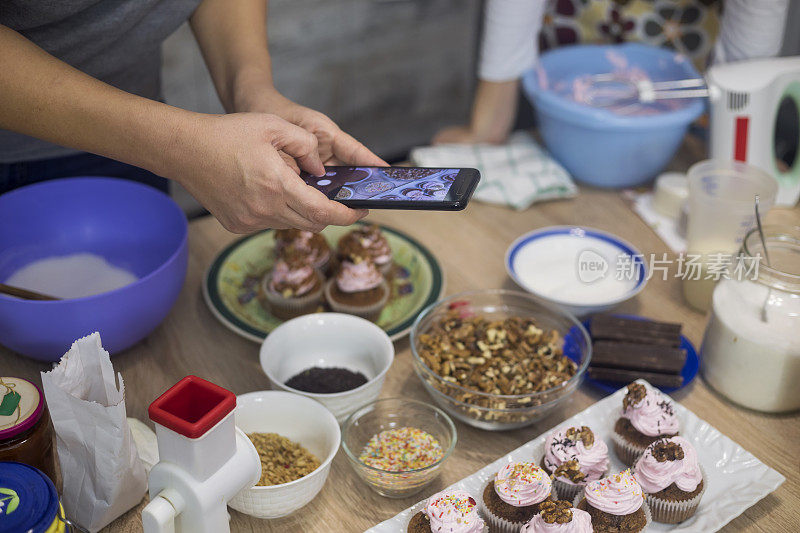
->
[585,55,800,206]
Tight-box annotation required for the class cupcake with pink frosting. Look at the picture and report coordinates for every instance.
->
[540,425,610,503]
[520,500,593,533]
[324,254,389,321]
[479,462,556,533]
[337,224,393,274]
[574,469,651,532]
[612,382,680,466]
[406,489,487,533]
[274,228,332,272]
[633,436,705,524]
[262,252,324,319]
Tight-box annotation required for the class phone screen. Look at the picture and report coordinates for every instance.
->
[302,167,462,202]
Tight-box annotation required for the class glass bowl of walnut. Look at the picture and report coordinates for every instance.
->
[410,289,591,430]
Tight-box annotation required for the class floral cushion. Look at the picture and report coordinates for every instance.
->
[539,0,721,69]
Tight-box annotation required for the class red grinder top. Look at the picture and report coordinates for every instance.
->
[148,375,236,439]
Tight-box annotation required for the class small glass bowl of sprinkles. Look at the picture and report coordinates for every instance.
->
[342,397,457,498]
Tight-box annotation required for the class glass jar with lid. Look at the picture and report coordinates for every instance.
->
[700,225,800,412]
[0,377,57,483]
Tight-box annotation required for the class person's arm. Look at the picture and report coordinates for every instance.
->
[434,0,545,145]
[713,0,789,64]
[433,79,520,144]
[189,0,385,166]
[0,24,364,233]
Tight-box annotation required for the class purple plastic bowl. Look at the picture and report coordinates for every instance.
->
[0,177,188,361]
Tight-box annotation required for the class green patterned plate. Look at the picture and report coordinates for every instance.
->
[203,223,444,342]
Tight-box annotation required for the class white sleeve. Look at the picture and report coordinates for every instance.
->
[713,0,789,64]
[478,0,546,82]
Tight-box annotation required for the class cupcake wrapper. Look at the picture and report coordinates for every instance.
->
[610,429,648,467]
[406,501,489,533]
[324,278,389,321]
[551,479,584,506]
[645,465,707,524]
[572,490,653,533]
[262,274,324,320]
[572,490,652,532]
[479,483,558,533]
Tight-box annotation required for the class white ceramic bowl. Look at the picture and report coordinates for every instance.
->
[259,313,394,422]
[505,226,648,316]
[228,391,341,518]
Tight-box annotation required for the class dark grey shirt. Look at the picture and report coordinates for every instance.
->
[0,0,202,162]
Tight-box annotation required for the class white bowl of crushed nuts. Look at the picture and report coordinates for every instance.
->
[228,390,341,518]
[410,289,592,431]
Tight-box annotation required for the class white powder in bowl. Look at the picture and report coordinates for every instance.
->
[5,253,138,299]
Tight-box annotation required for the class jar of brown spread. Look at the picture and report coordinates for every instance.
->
[0,377,57,484]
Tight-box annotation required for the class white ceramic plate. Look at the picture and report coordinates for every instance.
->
[367,380,785,533]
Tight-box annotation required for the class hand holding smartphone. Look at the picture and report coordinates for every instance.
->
[301,166,480,210]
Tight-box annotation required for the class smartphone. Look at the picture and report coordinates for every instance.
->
[301,166,480,210]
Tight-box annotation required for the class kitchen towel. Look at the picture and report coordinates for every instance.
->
[410,131,577,210]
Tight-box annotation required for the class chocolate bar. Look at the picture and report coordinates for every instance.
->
[591,341,686,374]
[588,367,684,388]
[591,315,682,347]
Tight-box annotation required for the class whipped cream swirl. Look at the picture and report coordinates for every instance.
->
[520,508,593,533]
[423,489,485,533]
[622,384,679,437]
[269,258,316,296]
[276,230,330,268]
[494,462,552,507]
[584,470,645,516]
[544,427,609,484]
[634,436,702,493]
[336,259,383,293]
[344,226,392,265]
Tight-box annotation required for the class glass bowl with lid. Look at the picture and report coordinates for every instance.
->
[410,289,591,430]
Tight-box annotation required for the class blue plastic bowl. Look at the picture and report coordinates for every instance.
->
[0,177,188,361]
[523,43,705,188]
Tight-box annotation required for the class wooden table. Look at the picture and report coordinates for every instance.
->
[3,148,799,532]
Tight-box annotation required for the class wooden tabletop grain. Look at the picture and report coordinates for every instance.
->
[3,144,799,532]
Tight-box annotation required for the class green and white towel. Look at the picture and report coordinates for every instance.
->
[410,131,577,210]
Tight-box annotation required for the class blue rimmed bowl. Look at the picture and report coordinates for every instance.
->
[505,226,648,317]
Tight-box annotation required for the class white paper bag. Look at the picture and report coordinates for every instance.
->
[41,332,147,532]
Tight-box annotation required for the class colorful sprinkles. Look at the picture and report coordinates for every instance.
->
[359,426,444,472]
[495,462,548,488]
[428,491,479,519]
[589,469,645,500]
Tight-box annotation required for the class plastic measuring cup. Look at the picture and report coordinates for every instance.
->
[683,159,778,311]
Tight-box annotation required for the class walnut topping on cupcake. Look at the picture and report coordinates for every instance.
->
[543,425,609,492]
[553,459,586,483]
[337,224,392,269]
[623,383,648,410]
[565,426,594,448]
[651,439,685,462]
[540,500,573,524]
[274,229,331,271]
